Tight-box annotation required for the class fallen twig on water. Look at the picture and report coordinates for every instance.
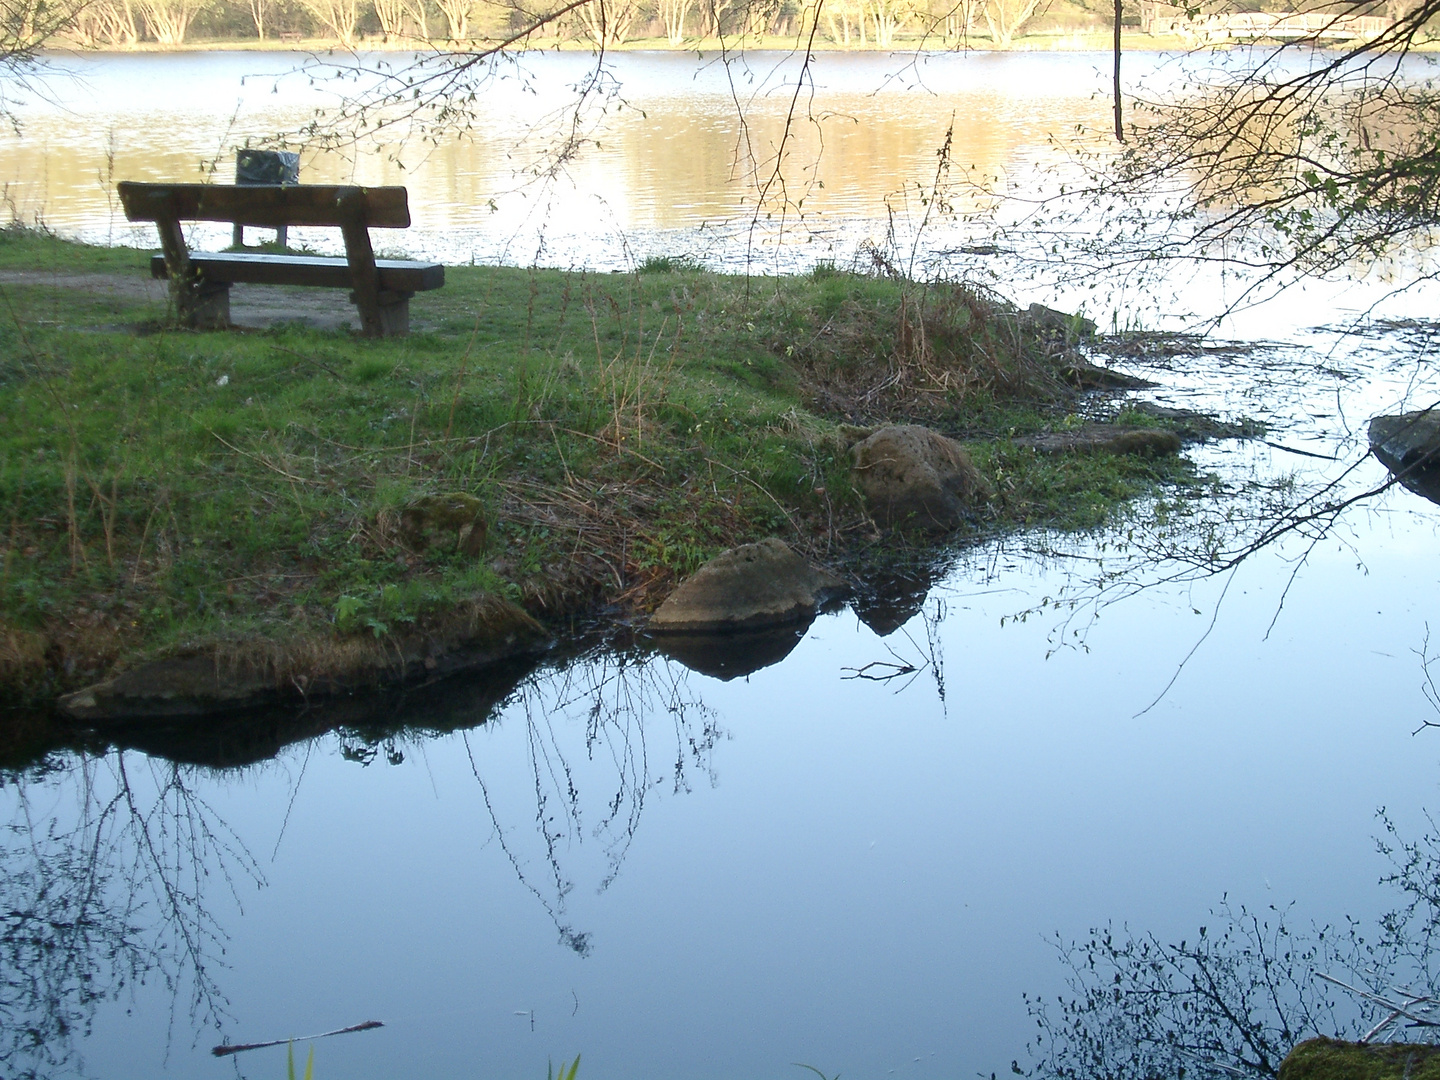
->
[211,1020,384,1057]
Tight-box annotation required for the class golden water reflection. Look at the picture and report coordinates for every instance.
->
[1,49,1115,267]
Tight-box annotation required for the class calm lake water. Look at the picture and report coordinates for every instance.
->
[3,48,1126,273]
[7,48,1440,1080]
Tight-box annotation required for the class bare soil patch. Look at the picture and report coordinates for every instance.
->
[0,268,419,332]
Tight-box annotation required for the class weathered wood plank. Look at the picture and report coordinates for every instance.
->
[118,183,411,229]
[337,188,384,337]
[150,252,445,292]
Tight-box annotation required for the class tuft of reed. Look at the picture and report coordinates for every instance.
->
[636,253,704,274]
[782,276,1070,423]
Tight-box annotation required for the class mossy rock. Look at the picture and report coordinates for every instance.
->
[1280,1037,1440,1080]
[1015,425,1182,457]
[400,492,487,557]
[850,424,992,533]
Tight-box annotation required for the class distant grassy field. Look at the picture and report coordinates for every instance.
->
[0,227,1198,705]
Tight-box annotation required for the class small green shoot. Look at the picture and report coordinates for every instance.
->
[287,1042,315,1080]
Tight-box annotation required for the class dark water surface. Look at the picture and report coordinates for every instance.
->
[8,48,1440,1080]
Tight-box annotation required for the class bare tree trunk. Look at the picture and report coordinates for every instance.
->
[705,0,734,36]
[658,0,694,42]
[869,0,908,45]
[138,0,201,43]
[374,0,408,36]
[300,0,362,42]
[434,0,467,38]
[982,0,1040,46]
[576,0,638,46]
[403,0,430,38]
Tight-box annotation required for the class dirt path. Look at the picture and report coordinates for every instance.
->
[0,268,369,331]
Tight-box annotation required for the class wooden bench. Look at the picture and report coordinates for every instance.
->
[116,181,445,338]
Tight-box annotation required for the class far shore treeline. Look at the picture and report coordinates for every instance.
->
[47,0,1388,55]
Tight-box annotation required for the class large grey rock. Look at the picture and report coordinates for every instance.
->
[850,424,989,532]
[1370,411,1440,504]
[649,538,846,634]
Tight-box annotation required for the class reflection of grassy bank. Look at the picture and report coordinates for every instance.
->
[0,227,1199,708]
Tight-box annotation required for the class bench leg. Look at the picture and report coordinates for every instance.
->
[378,294,410,336]
[351,289,413,337]
[184,281,231,330]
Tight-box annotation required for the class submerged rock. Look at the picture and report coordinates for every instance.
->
[1280,1036,1440,1080]
[1369,411,1440,504]
[1024,302,1098,341]
[649,538,847,634]
[400,492,487,557]
[850,424,990,533]
[1016,426,1182,457]
[57,596,548,721]
[1060,357,1156,390]
[1129,401,1264,442]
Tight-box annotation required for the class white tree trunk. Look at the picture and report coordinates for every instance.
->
[300,0,361,42]
[576,0,638,46]
[434,0,467,39]
[982,0,1040,46]
[138,0,201,44]
[374,0,407,36]
[657,0,694,42]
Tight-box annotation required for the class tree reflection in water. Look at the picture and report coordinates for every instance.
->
[1,751,261,1079]
[456,644,722,957]
[1020,810,1440,1079]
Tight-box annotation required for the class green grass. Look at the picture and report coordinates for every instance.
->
[287,1043,314,1080]
[0,225,1199,705]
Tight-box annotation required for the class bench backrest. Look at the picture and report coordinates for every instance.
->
[117,182,411,229]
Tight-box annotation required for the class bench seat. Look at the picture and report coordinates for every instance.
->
[119,181,442,338]
[150,252,445,292]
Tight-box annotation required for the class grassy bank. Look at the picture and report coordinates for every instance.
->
[0,228,1198,707]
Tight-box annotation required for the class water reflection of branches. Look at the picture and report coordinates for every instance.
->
[461,647,720,956]
[998,429,1404,684]
[844,597,948,709]
[0,751,262,1078]
[1024,810,1440,1079]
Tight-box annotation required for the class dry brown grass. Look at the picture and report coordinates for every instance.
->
[789,281,1071,422]
[0,625,47,686]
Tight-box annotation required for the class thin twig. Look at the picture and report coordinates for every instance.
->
[211,1020,384,1057]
